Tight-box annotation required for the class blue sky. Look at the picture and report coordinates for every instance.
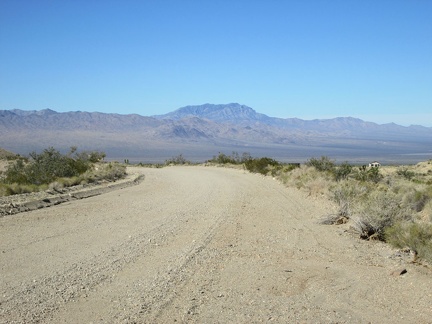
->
[1,0,431,126]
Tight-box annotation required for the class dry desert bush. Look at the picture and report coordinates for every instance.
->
[277,157,432,263]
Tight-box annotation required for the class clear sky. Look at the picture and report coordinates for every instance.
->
[1,0,431,126]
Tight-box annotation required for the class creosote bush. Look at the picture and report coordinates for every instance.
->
[165,154,190,165]
[306,156,335,172]
[3,147,105,186]
[207,151,252,165]
[397,167,416,181]
[244,157,281,175]
[334,162,353,181]
[0,147,124,197]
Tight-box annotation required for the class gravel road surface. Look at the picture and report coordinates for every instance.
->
[1,166,431,323]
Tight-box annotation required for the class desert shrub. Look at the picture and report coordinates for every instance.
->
[280,165,333,197]
[352,165,368,182]
[367,166,383,183]
[1,183,43,196]
[209,152,237,164]
[329,180,370,219]
[305,177,333,197]
[390,181,432,213]
[244,157,280,175]
[165,154,189,165]
[3,147,100,185]
[283,163,301,172]
[397,167,416,181]
[208,151,251,164]
[351,190,412,240]
[306,156,335,173]
[273,163,301,179]
[46,163,126,192]
[56,176,82,187]
[84,162,126,182]
[352,165,383,183]
[0,147,118,196]
[385,222,432,263]
[48,181,64,192]
[334,162,353,181]
[281,165,320,189]
[3,158,28,184]
[402,187,431,212]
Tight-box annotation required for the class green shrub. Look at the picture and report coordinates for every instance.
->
[334,162,353,181]
[368,166,383,183]
[352,165,383,183]
[3,158,28,184]
[3,147,100,186]
[396,167,416,181]
[165,154,189,165]
[244,157,280,175]
[208,151,251,164]
[385,222,432,263]
[306,156,335,172]
[0,147,118,196]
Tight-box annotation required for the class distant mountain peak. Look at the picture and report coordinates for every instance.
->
[153,103,271,123]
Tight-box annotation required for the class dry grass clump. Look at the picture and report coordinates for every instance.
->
[351,190,412,240]
[421,200,432,222]
[52,162,126,189]
[385,222,432,263]
[390,180,432,213]
[281,165,332,196]
[327,180,370,219]
[0,183,47,196]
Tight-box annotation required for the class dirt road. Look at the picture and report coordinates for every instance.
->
[1,166,431,323]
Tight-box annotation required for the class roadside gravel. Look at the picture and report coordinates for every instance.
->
[1,166,431,323]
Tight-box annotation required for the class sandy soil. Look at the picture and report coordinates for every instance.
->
[1,166,431,323]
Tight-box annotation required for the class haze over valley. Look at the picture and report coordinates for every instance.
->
[1,103,431,164]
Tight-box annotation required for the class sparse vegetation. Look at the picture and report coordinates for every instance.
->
[396,167,416,181]
[351,190,412,240]
[385,222,432,263]
[270,155,432,263]
[244,157,281,175]
[0,146,123,196]
[165,154,191,165]
[306,156,335,173]
[207,151,252,165]
[333,161,353,181]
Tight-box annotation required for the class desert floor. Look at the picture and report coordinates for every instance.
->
[1,166,431,323]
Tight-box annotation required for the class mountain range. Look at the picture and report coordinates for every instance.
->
[1,103,431,164]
